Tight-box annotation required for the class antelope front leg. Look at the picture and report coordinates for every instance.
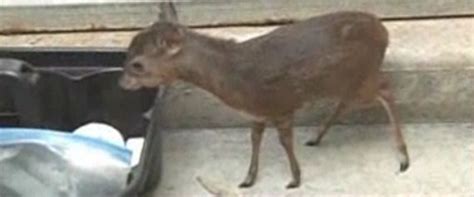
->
[274,118,301,188]
[239,122,265,188]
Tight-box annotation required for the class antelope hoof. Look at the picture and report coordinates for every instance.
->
[286,180,300,189]
[305,139,321,146]
[239,181,254,188]
[400,161,410,172]
[239,177,255,188]
[398,150,410,173]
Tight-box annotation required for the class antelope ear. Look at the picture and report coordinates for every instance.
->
[157,25,184,56]
[158,2,178,22]
[160,39,182,56]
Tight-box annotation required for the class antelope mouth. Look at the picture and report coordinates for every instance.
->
[119,74,143,90]
[119,73,165,90]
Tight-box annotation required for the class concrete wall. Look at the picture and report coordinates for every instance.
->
[0,1,472,128]
[1,0,157,6]
[1,0,473,33]
[156,18,474,128]
[1,18,472,128]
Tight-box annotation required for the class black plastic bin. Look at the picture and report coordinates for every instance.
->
[0,47,162,196]
[0,47,156,138]
[0,59,33,126]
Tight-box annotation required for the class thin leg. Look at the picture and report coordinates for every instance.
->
[376,89,410,172]
[306,101,348,146]
[274,118,301,188]
[239,122,265,188]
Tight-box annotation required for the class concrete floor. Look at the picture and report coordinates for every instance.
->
[152,123,473,197]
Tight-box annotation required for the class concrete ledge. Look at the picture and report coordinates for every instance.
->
[158,69,474,128]
[1,0,473,33]
[157,18,474,128]
[0,19,472,128]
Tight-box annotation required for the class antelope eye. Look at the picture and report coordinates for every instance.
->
[131,62,145,73]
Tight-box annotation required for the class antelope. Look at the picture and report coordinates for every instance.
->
[119,5,409,188]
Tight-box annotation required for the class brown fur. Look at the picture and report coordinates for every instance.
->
[120,11,409,188]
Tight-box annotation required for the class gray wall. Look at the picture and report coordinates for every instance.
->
[1,0,473,33]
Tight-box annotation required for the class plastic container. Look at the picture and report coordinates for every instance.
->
[0,47,157,138]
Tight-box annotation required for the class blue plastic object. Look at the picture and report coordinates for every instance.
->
[0,128,131,163]
[0,128,132,197]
